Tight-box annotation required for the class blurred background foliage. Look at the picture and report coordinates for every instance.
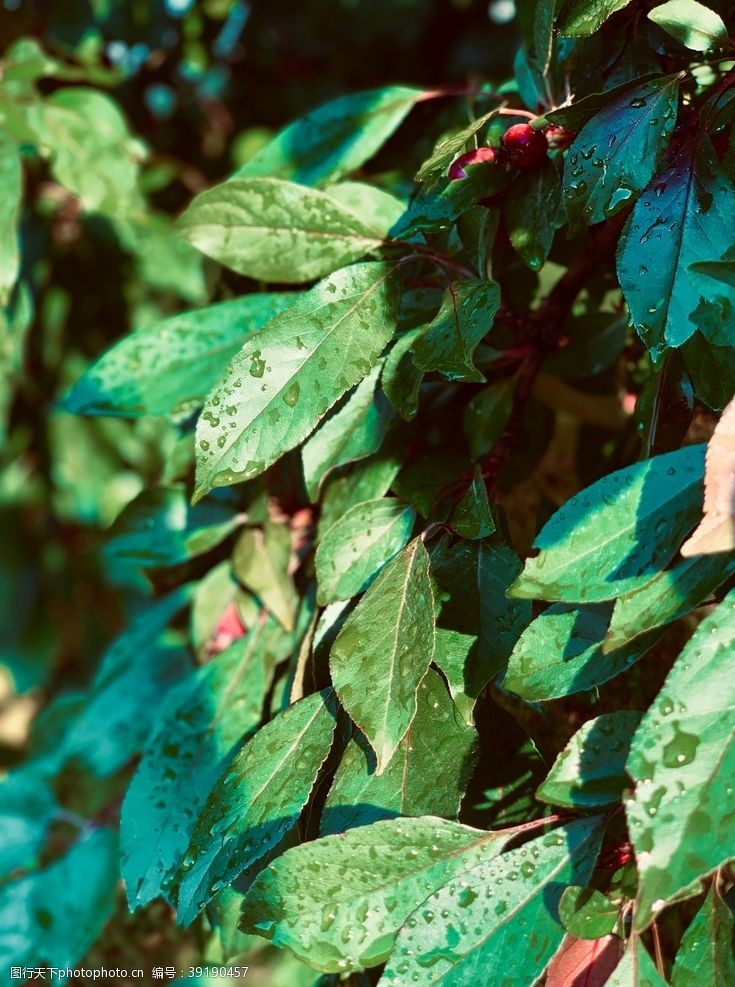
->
[0,0,518,977]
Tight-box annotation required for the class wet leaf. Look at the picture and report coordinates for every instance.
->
[605,936,667,985]
[537,712,642,809]
[176,690,337,925]
[626,588,735,928]
[671,882,735,986]
[416,109,498,182]
[510,445,705,603]
[321,668,477,833]
[240,816,508,973]
[380,816,605,985]
[557,0,635,36]
[194,261,399,497]
[316,497,416,604]
[506,158,561,269]
[330,538,436,773]
[559,887,620,939]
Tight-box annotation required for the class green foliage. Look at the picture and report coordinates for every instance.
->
[7,1,735,981]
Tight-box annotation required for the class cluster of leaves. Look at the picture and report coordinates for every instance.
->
[6,0,735,983]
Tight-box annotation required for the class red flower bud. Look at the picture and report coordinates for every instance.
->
[448,145,497,180]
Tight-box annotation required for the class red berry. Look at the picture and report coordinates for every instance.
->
[501,123,548,171]
[448,145,496,180]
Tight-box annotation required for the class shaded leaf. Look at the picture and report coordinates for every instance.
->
[316,497,416,604]
[382,328,424,421]
[194,261,399,497]
[330,538,436,773]
[537,712,642,809]
[416,109,498,182]
[176,690,337,924]
[322,668,477,834]
[559,887,620,939]
[62,293,299,420]
[232,521,298,632]
[450,469,496,540]
[463,378,516,458]
[240,816,507,973]
[510,445,705,603]
[626,588,735,928]
[506,158,561,270]
[178,177,392,282]
[605,936,667,985]
[0,768,56,880]
[671,882,735,987]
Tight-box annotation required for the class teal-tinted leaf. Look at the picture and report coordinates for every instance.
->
[330,537,436,773]
[0,829,118,969]
[432,537,529,722]
[178,177,389,282]
[0,131,21,305]
[316,497,416,604]
[240,816,507,973]
[559,885,620,939]
[450,469,495,540]
[416,109,498,182]
[0,768,56,879]
[413,280,501,383]
[380,816,605,985]
[626,589,735,928]
[301,361,395,501]
[544,314,628,379]
[562,75,679,226]
[103,487,240,569]
[682,331,735,412]
[534,0,559,74]
[690,257,735,288]
[34,88,144,215]
[393,168,509,239]
[603,551,735,652]
[382,328,424,421]
[190,561,254,658]
[322,668,477,834]
[62,294,299,419]
[61,587,193,776]
[617,137,735,356]
[649,0,728,51]
[235,86,421,186]
[463,378,516,458]
[510,445,705,603]
[506,158,560,270]
[671,882,735,986]
[605,936,667,985]
[194,261,399,498]
[176,690,337,924]
[232,521,298,632]
[121,620,287,908]
[537,711,642,808]
[557,0,635,36]
[503,601,657,700]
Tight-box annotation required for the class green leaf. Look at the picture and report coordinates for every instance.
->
[557,0,635,36]
[413,280,501,383]
[176,690,337,924]
[301,360,395,501]
[318,447,404,537]
[671,883,735,986]
[510,445,705,603]
[61,587,193,776]
[103,487,240,569]
[503,602,657,700]
[235,86,422,186]
[324,180,406,230]
[232,521,299,632]
[562,75,679,226]
[463,379,516,458]
[0,131,21,306]
[121,619,287,908]
[605,936,667,985]
[62,293,299,419]
[0,768,56,880]
[178,177,390,282]
[416,109,498,182]
[0,829,118,969]
[322,668,477,834]
[559,885,620,939]
[34,88,144,215]
[316,497,416,605]
[194,261,399,498]
[648,0,728,51]
[380,816,605,985]
[603,551,735,652]
[617,137,735,356]
[240,816,507,973]
[330,537,436,773]
[382,328,424,421]
[537,711,642,809]
[450,469,496,540]
[506,159,560,270]
[626,589,735,929]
